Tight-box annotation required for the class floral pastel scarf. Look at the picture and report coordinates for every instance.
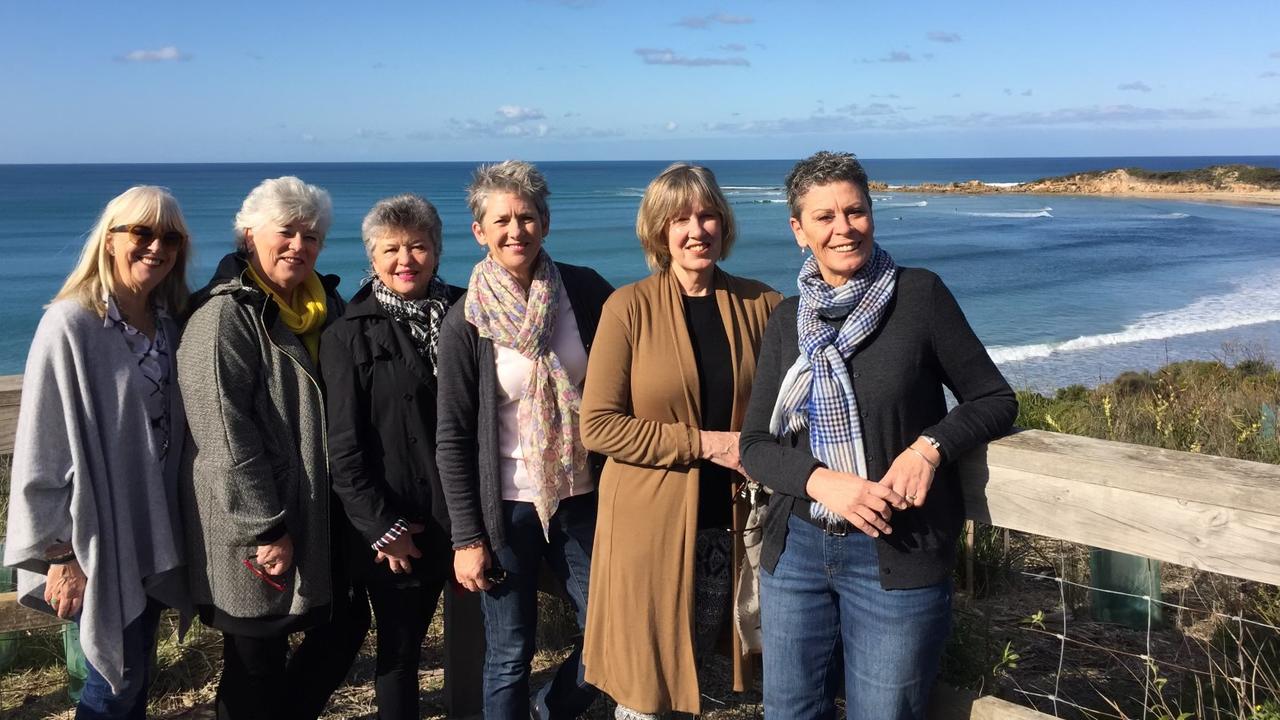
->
[464,249,586,534]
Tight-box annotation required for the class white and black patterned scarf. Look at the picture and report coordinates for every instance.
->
[371,274,451,374]
[769,246,897,525]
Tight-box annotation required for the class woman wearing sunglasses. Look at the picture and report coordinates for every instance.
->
[177,177,369,720]
[5,186,193,719]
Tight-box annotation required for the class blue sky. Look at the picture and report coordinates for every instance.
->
[2,0,1279,162]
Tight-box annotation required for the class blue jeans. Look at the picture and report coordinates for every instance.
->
[481,493,599,720]
[760,514,952,720]
[77,599,165,720]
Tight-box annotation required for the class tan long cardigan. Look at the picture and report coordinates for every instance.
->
[580,268,781,715]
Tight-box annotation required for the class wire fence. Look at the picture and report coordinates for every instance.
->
[953,525,1280,720]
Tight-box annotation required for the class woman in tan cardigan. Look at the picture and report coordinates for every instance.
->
[581,163,781,718]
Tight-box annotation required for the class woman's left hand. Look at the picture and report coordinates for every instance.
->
[45,560,87,620]
[880,439,940,509]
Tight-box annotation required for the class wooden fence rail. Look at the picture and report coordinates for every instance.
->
[3,374,1279,719]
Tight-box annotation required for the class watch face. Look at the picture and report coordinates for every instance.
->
[922,435,941,449]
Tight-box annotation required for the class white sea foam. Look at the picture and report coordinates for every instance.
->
[962,209,1053,218]
[988,271,1280,364]
[878,200,928,208]
[983,182,1021,188]
[1135,212,1191,220]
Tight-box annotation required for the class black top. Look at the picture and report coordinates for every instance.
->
[740,267,1017,590]
[436,262,615,552]
[319,280,465,586]
[683,293,734,530]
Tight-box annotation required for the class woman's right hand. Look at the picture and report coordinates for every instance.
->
[700,430,746,474]
[454,543,492,593]
[805,467,907,538]
[45,560,87,620]
[255,534,294,576]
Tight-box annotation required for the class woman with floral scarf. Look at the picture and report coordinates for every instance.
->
[436,160,613,720]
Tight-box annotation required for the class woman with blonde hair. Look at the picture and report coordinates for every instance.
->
[5,186,192,719]
[178,176,368,720]
[581,163,781,718]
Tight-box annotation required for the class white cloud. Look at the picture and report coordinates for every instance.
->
[701,103,1221,136]
[1118,81,1152,92]
[1261,71,1280,79]
[720,43,748,52]
[927,31,961,43]
[496,105,546,122]
[119,46,187,62]
[635,48,749,67]
[882,50,913,63]
[1252,103,1280,116]
[676,13,753,29]
[665,121,679,131]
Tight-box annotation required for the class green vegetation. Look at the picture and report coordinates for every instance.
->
[1030,164,1280,190]
[1016,356,1280,463]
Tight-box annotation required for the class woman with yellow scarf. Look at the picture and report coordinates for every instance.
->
[178,176,370,720]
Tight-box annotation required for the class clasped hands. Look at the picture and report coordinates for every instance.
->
[805,438,941,538]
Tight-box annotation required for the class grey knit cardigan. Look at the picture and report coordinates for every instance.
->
[177,252,344,623]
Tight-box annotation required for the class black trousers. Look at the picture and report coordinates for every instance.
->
[215,591,371,720]
[366,577,446,720]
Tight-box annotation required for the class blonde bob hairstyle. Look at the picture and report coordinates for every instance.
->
[635,162,736,272]
[233,176,332,252]
[52,185,192,317]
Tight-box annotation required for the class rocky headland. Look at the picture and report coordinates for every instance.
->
[872,164,1280,205]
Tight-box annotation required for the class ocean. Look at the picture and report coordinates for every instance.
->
[2,157,1279,392]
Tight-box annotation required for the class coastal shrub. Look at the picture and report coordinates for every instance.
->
[1016,358,1280,462]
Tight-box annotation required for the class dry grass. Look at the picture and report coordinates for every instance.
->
[2,594,764,720]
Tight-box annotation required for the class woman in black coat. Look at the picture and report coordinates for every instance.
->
[320,194,463,720]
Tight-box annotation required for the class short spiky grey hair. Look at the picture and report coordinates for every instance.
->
[233,176,332,251]
[784,151,872,220]
[361,194,443,265]
[465,160,551,224]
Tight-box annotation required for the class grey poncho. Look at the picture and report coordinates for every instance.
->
[3,300,188,693]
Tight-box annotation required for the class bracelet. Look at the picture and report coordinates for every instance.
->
[46,550,76,565]
[455,540,486,552]
[907,445,939,470]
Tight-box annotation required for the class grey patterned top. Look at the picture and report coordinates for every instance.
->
[103,293,172,460]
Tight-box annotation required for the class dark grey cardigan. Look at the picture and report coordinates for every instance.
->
[740,267,1017,589]
[435,261,614,551]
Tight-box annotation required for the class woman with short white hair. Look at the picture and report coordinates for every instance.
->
[179,176,369,720]
[322,193,463,720]
[5,186,192,719]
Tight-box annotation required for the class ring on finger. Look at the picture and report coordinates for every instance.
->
[906,494,917,501]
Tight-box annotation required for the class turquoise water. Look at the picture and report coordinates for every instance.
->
[2,157,1279,389]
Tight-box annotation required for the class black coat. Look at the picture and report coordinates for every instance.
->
[320,280,465,584]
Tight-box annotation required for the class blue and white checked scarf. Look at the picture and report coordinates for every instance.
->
[768,246,898,525]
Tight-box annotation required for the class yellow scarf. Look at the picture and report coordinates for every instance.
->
[245,263,328,363]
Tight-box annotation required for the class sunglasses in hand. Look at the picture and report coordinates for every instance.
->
[242,558,287,592]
